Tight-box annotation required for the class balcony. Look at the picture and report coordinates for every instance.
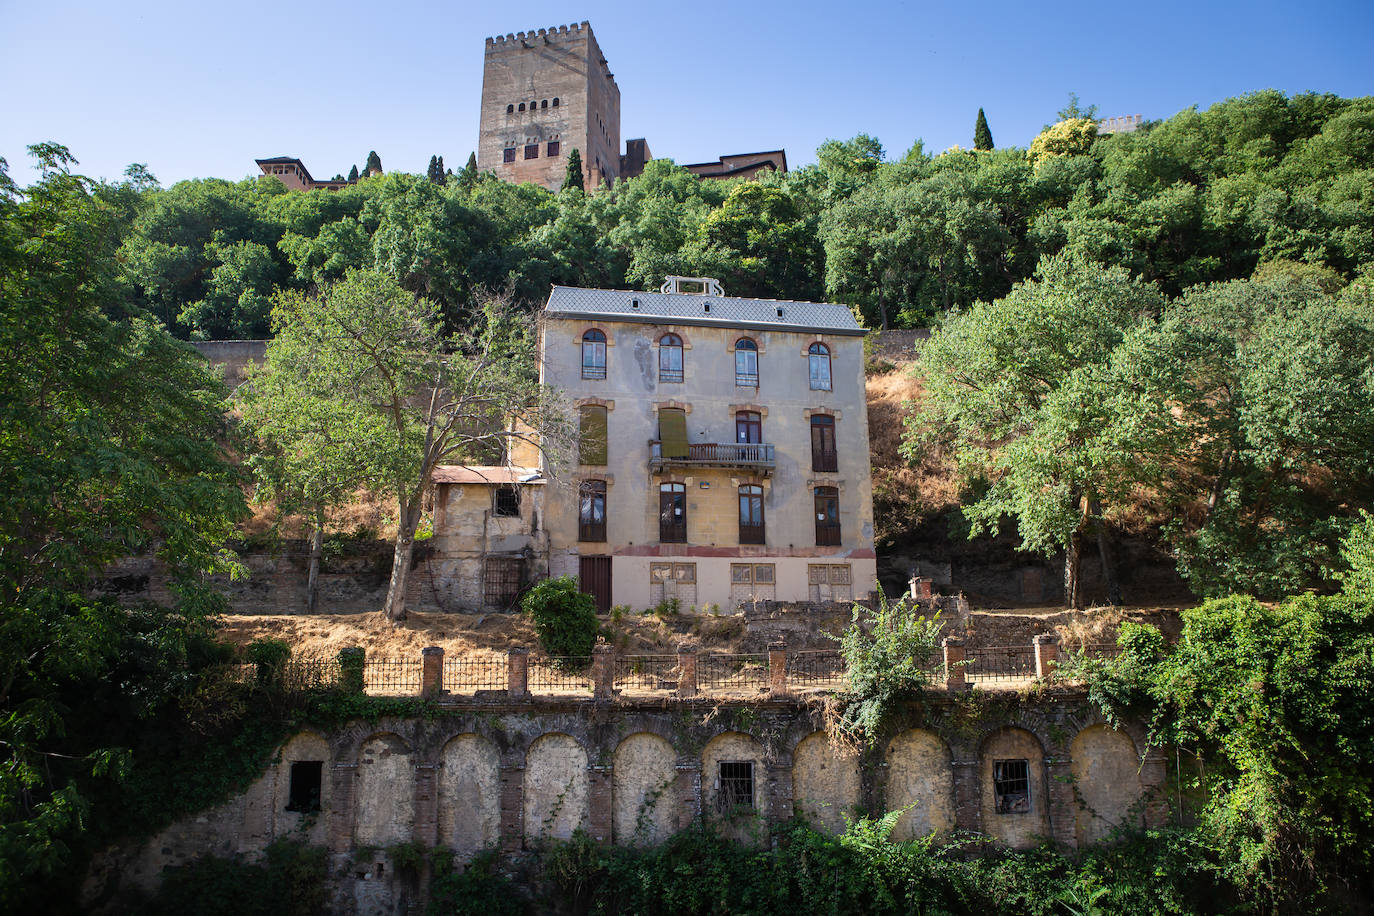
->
[650,441,776,474]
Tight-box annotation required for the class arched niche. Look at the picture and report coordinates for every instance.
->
[438,734,501,859]
[702,731,768,841]
[612,733,678,845]
[272,731,331,844]
[979,727,1048,849]
[355,733,414,846]
[792,731,860,836]
[524,733,589,842]
[1070,724,1143,846]
[883,728,955,840]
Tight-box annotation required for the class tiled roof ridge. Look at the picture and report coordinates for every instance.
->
[547,284,847,309]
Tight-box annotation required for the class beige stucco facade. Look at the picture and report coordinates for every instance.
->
[538,284,877,612]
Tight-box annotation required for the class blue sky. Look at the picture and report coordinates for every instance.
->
[3,0,1371,188]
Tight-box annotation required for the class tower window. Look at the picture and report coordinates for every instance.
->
[518,102,525,112]
[286,761,323,813]
[547,140,560,157]
[503,148,516,163]
[552,97,559,107]
[525,143,539,160]
[506,104,514,113]
[541,99,548,108]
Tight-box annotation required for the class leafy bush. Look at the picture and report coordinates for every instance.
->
[427,849,525,916]
[245,638,291,684]
[138,839,328,916]
[521,576,598,658]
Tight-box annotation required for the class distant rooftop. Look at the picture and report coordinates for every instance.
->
[543,280,865,336]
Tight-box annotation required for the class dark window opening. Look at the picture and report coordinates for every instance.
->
[524,143,539,159]
[541,99,548,108]
[814,487,840,546]
[581,329,607,379]
[506,104,514,113]
[553,97,560,107]
[811,415,837,472]
[547,140,561,157]
[994,759,1031,814]
[503,148,516,163]
[518,102,525,112]
[739,485,765,545]
[494,485,520,517]
[579,480,607,542]
[287,761,323,812]
[484,557,524,607]
[660,483,687,542]
[717,761,754,812]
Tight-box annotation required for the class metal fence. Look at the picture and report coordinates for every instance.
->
[698,653,770,694]
[786,650,846,689]
[363,657,422,695]
[613,654,680,693]
[443,656,507,694]
[963,645,1037,687]
[529,656,592,694]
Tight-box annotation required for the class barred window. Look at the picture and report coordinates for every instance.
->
[493,485,520,517]
[717,761,754,812]
[483,557,524,607]
[994,759,1031,814]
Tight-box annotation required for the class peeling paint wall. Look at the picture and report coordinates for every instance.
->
[612,733,678,845]
[524,733,589,842]
[979,727,1048,849]
[1070,725,1143,845]
[438,734,501,858]
[883,728,955,840]
[791,731,861,835]
[355,734,414,846]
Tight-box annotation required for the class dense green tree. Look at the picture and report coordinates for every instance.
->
[974,108,994,150]
[426,154,440,183]
[364,150,382,175]
[262,270,568,621]
[563,148,584,192]
[346,164,359,183]
[681,181,824,300]
[0,146,244,904]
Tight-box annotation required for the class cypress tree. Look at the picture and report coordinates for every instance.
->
[459,152,478,189]
[347,164,360,182]
[426,155,437,182]
[974,108,994,150]
[436,155,445,179]
[564,148,584,192]
[365,150,382,175]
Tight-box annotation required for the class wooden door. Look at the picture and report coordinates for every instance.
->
[579,556,612,613]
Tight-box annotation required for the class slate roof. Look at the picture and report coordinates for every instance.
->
[543,286,866,336]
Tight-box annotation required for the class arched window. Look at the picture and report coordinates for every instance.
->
[734,338,759,387]
[814,487,840,546]
[541,99,548,108]
[659,483,687,542]
[506,104,514,114]
[581,329,607,379]
[808,342,832,391]
[579,480,606,542]
[738,485,765,544]
[518,102,525,112]
[552,97,560,107]
[810,415,837,472]
[659,333,683,383]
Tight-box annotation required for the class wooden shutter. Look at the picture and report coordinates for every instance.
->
[580,406,608,465]
[659,408,688,459]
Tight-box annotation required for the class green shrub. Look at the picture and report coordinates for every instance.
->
[521,576,598,658]
[245,638,291,684]
[139,839,327,916]
[427,849,526,916]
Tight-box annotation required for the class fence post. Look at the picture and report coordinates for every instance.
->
[909,576,933,600]
[421,646,444,698]
[677,645,698,699]
[508,646,529,699]
[338,647,365,695]
[768,642,788,696]
[592,641,614,699]
[1034,633,1059,681]
[942,637,966,691]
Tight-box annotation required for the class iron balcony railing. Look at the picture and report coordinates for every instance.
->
[735,371,759,387]
[579,520,606,542]
[815,523,841,546]
[649,440,775,472]
[811,448,838,473]
[738,523,766,545]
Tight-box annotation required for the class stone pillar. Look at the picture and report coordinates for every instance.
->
[768,642,788,696]
[909,576,933,600]
[498,763,525,852]
[1044,756,1077,847]
[1034,634,1059,681]
[766,762,793,826]
[413,763,439,847]
[587,764,614,842]
[1140,751,1171,828]
[677,646,698,699]
[592,642,615,700]
[508,647,529,699]
[951,758,980,833]
[675,761,703,829]
[328,763,358,853]
[421,646,444,698]
[942,637,966,690]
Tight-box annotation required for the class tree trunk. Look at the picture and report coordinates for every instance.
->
[1064,528,1085,610]
[382,496,424,622]
[1095,521,1122,607]
[306,504,324,613]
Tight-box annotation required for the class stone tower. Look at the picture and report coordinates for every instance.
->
[478,22,622,191]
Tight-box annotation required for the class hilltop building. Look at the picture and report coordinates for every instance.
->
[254,157,353,191]
[1096,114,1143,135]
[683,150,789,180]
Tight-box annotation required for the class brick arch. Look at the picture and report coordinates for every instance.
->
[524,732,590,842]
[612,732,679,844]
[882,728,955,840]
[437,733,501,859]
[652,327,694,349]
[791,730,860,835]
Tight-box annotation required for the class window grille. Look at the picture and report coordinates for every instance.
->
[717,761,755,812]
[483,557,524,607]
[994,759,1031,814]
[503,148,516,163]
[524,143,539,159]
[547,140,560,157]
[494,485,520,517]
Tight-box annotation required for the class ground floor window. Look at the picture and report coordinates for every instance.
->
[807,564,852,602]
[650,562,696,609]
[484,557,524,608]
[717,760,755,812]
[286,761,323,812]
[730,563,776,604]
[994,759,1031,814]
